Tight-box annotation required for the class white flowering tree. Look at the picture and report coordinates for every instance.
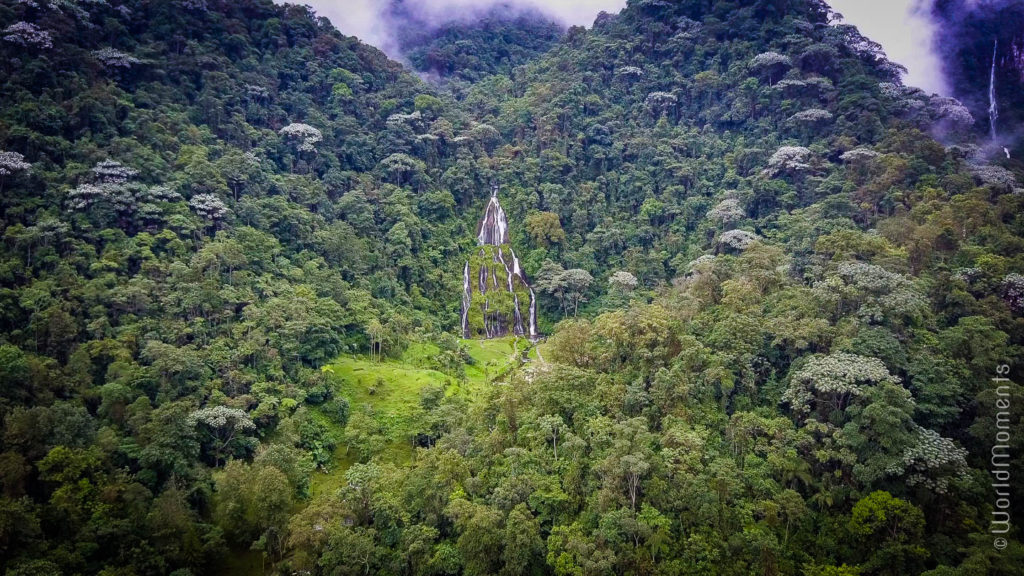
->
[877,82,932,121]
[773,79,806,93]
[788,109,833,124]
[749,51,792,83]
[70,183,140,220]
[717,229,759,252]
[888,426,969,494]
[66,160,181,230]
[1001,273,1024,313]
[0,150,31,193]
[608,270,639,295]
[3,22,53,50]
[615,66,644,80]
[814,262,928,326]
[706,198,745,227]
[840,148,883,185]
[245,83,269,100]
[970,164,1018,193]
[189,193,230,228]
[644,91,677,118]
[279,123,322,153]
[279,123,322,173]
[774,77,833,99]
[834,378,967,489]
[686,254,716,273]
[750,51,791,69]
[840,148,881,165]
[65,184,108,212]
[385,110,422,130]
[928,96,974,141]
[787,108,833,140]
[783,352,899,417]
[67,160,139,223]
[92,158,139,183]
[14,0,93,19]
[92,47,141,69]
[187,405,257,465]
[763,146,812,178]
[877,82,906,100]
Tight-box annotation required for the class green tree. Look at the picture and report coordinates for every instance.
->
[525,211,566,248]
[502,504,544,575]
[213,460,293,559]
[849,491,927,575]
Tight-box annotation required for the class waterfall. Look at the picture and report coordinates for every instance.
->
[528,287,537,339]
[990,38,999,141]
[477,184,509,245]
[461,185,539,340]
[497,247,526,335]
[478,257,486,295]
[461,262,471,338]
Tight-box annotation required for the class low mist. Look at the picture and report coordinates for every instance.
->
[302,0,628,59]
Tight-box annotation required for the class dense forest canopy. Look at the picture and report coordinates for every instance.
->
[0,0,1022,575]
[384,1,565,86]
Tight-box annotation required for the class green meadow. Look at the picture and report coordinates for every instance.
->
[309,337,538,496]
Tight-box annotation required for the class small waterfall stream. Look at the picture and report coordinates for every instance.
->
[461,185,539,340]
[990,38,999,141]
[461,261,471,335]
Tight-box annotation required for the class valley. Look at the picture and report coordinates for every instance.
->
[0,1,1022,574]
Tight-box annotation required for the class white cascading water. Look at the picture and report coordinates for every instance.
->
[496,247,526,336]
[990,38,999,141]
[461,262,471,338]
[477,186,509,245]
[532,286,540,336]
[460,185,539,340]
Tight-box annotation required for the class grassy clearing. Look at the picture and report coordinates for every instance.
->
[307,336,534,495]
[326,353,451,422]
[458,337,530,390]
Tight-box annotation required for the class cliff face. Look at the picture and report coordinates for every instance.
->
[931,0,1024,144]
[461,186,538,339]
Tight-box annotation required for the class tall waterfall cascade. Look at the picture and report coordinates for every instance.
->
[460,185,538,340]
[990,38,999,141]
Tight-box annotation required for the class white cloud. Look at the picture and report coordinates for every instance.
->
[294,0,948,95]
[298,0,627,57]
[828,0,947,94]
[304,0,390,52]
[510,0,629,25]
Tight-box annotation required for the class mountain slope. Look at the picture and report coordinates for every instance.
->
[0,0,479,572]
[0,0,1023,575]
[386,1,564,84]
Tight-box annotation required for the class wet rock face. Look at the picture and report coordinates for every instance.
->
[476,192,509,245]
[461,188,538,339]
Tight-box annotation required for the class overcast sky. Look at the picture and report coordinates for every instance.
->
[829,0,945,94]
[298,0,946,95]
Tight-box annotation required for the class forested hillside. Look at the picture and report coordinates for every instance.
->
[385,2,563,86]
[1,0,1023,575]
